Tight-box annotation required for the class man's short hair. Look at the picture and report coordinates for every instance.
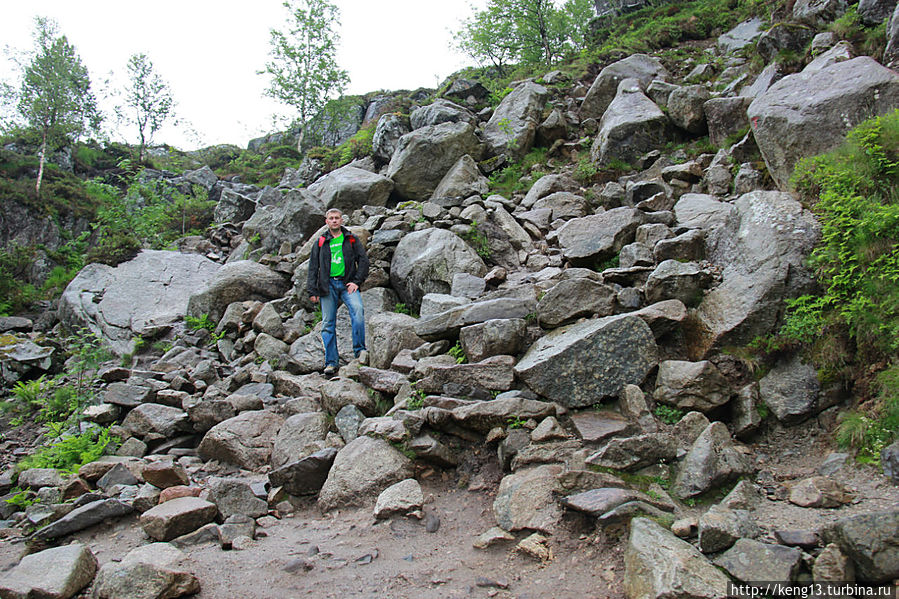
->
[325,208,343,217]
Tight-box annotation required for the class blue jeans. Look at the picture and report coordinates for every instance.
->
[319,277,366,368]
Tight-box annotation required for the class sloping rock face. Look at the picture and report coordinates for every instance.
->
[307,165,393,212]
[197,410,285,470]
[580,53,669,120]
[58,250,220,355]
[748,57,899,189]
[390,228,487,309]
[386,121,482,200]
[0,543,97,599]
[482,81,549,159]
[514,314,658,407]
[688,191,820,357]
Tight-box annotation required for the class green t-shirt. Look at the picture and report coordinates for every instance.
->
[329,234,345,277]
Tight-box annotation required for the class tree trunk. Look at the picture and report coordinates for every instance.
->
[36,133,47,199]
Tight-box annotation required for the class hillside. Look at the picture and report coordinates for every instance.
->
[1,0,899,597]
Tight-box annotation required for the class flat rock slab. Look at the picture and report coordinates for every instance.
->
[715,538,802,582]
[561,487,674,517]
[0,543,97,599]
[269,447,339,496]
[32,498,134,541]
[140,497,218,542]
[569,410,635,443]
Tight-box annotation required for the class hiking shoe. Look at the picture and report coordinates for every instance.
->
[323,365,337,376]
[357,350,369,365]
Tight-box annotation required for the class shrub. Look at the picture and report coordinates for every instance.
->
[17,427,116,474]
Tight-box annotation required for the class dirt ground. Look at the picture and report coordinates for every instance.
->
[0,416,897,599]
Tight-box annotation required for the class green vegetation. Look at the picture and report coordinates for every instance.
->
[488,146,548,197]
[17,427,116,474]
[653,404,686,425]
[507,416,527,429]
[462,220,491,261]
[448,341,468,364]
[407,381,426,410]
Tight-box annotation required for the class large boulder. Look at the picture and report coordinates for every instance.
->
[493,464,564,533]
[306,165,393,212]
[386,121,482,200]
[482,81,549,159]
[536,278,618,327]
[372,113,411,163]
[270,412,330,469]
[514,314,658,407]
[673,422,754,499]
[591,79,670,167]
[410,99,477,130]
[581,54,669,120]
[431,155,489,201]
[318,436,414,511]
[366,312,424,369]
[822,510,899,582]
[240,188,325,253]
[0,543,97,599]
[58,250,220,355]
[624,518,730,599]
[186,260,290,324]
[748,57,899,190]
[197,410,285,470]
[556,207,644,266]
[414,297,536,341]
[717,18,765,54]
[793,0,848,25]
[390,228,487,310]
[93,543,199,599]
[688,191,820,358]
[654,360,732,413]
[759,354,824,424]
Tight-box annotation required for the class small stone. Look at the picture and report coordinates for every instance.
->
[473,526,515,549]
[516,533,553,561]
[671,517,697,538]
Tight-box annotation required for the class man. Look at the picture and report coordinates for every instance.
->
[307,208,369,375]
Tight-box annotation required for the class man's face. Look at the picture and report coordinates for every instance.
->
[326,212,342,231]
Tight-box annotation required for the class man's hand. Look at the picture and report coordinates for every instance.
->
[346,282,358,294]
[310,296,319,303]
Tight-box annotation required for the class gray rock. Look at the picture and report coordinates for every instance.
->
[268,447,338,496]
[653,229,706,264]
[493,464,563,533]
[459,319,527,362]
[581,54,669,120]
[858,0,894,25]
[318,436,413,511]
[431,154,489,200]
[556,207,644,265]
[414,355,515,395]
[715,538,802,582]
[122,403,191,439]
[93,543,199,599]
[97,463,140,494]
[207,477,268,520]
[103,382,152,407]
[536,278,618,327]
[32,498,134,540]
[794,0,848,25]
[653,360,731,413]
[644,260,712,307]
[0,543,97,599]
[269,411,329,469]
[142,462,188,490]
[586,432,678,471]
[307,165,393,212]
[673,193,733,230]
[748,57,899,190]
[364,311,424,370]
[320,377,376,415]
[58,250,220,355]
[718,18,765,54]
[885,3,899,67]
[704,96,754,147]
[197,410,285,470]
[483,81,549,159]
[407,434,458,467]
[673,422,754,499]
[698,505,761,553]
[372,113,411,163]
[214,188,256,224]
[18,467,66,490]
[240,188,325,254]
[522,173,580,209]
[691,192,820,357]
[569,409,636,443]
[187,260,290,324]
[731,383,763,439]
[631,299,688,338]
[451,398,556,433]
[882,441,899,482]
[624,518,730,599]
[759,354,822,424]
[140,496,218,542]
[813,543,855,583]
[390,228,487,309]
[822,510,899,582]
[757,23,816,63]
[789,476,854,508]
[591,79,670,167]
[561,487,674,517]
[515,314,658,407]
[386,121,482,200]
[414,297,535,341]
[373,478,423,519]
[668,85,710,134]
[335,404,365,443]
[411,98,477,130]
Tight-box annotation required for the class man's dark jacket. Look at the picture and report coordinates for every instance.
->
[306,226,369,298]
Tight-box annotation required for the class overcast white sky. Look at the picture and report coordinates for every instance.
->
[1,0,485,151]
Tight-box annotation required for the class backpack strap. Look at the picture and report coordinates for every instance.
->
[318,236,326,247]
